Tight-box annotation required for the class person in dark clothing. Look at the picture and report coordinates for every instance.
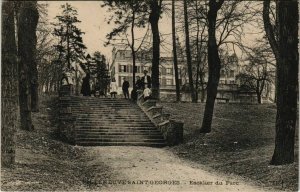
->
[122,78,130,99]
[141,70,152,89]
[81,73,91,96]
[131,88,138,101]
[135,76,143,90]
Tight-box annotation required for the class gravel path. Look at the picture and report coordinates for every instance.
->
[81,146,270,192]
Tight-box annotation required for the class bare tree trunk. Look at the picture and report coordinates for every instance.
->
[30,2,39,112]
[184,0,196,103]
[1,1,18,167]
[256,80,262,104]
[131,10,136,88]
[149,0,162,100]
[200,0,224,133]
[270,0,298,165]
[200,73,206,103]
[172,0,180,102]
[263,0,279,103]
[18,1,38,131]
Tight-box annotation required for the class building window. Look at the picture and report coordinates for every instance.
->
[166,68,172,75]
[220,70,225,78]
[119,65,127,73]
[162,67,166,75]
[162,78,166,86]
[166,79,173,85]
[230,80,235,84]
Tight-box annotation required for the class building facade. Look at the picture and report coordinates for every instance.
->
[110,47,187,94]
[110,47,274,103]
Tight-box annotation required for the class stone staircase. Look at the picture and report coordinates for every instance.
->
[68,97,166,147]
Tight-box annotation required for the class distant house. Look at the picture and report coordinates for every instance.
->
[110,47,187,95]
[110,47,275,103]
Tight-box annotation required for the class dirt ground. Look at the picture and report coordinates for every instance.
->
[79,146,273,192]
[161,102,298,192]
[1,96,297,191]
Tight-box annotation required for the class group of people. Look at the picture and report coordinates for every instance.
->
[110,70,152,101]
[80,70,152,100]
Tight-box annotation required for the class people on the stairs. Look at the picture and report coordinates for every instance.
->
[143,87,152,101]
[81,73,91,96]
[141,70,152,89]
[131,76,142,102]
[110,78,118,98]
[135,76,143,90]
[122,78,130,99]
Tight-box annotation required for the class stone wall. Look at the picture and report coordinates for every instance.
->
[58,85,76,144]
[137,92,184,146]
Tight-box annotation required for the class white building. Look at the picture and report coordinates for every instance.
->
[110,47,187,95]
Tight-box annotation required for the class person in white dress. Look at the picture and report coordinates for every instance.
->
[110,78,118,98]
[143,87,152,101]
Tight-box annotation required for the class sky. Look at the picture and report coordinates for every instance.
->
[44,1,262,62]
[45,1,173,61]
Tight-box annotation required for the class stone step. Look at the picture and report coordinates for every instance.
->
[60,96,166,147]
[76,141,166,147]
[76,124,155,127]
[76,119,152,122]
[71,110,144,113]
[76,114,148,120]
[76,117,149,120]
[76,127,158,132]
[76,137,165,142]
[76,134,164,140]
[75,131,162,136]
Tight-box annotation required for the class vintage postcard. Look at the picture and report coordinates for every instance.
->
[1,0,298,191]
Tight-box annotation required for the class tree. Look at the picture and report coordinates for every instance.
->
[237,46,274,104]
[149,0,163,100]
[263,0,278,102]
[200,0,224,133]
[92,51,110,95]
[52,3,86,71]
[189,0,208,103]
[172,0,180,102]
[36,3,60,94]
[183,0,196,103]
[18,1,39,131]
[102,1,148,87]
[270,0,298,165]
[1,1,18,167]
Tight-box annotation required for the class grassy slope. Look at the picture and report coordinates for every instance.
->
[161,102,298,191]
[1,96,112,191]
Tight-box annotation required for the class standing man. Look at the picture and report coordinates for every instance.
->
[135,76,143,90]
[141,70,152,89]
[122,77,130,99]
[81,73,91,96]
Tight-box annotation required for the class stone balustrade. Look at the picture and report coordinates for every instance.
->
[58,85,76,144]
[137,92,184,146]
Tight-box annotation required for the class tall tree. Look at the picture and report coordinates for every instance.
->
[1,1,18,167]
[103,1,148,87]
[263,0,279,103]
[237,46,274,104]
[93,51,110,95]
[172,0,180,102]
[183,0,197,103]
[149,0,163,100]
[18,1,39,131]
[270,0,298,165]
[29,1,39,112]
[200,0,224,133]
[53,3,86,70]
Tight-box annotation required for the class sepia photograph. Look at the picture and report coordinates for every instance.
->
[1,0,298,191]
